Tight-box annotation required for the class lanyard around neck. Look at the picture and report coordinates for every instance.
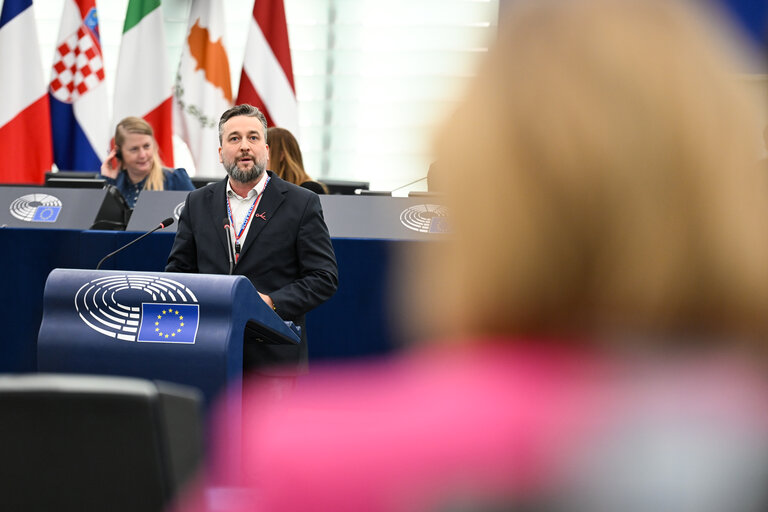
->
[226,176,270,261]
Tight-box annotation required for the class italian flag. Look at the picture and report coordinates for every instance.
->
[113,0,174,165]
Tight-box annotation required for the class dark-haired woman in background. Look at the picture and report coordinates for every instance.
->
[266,127,327,194]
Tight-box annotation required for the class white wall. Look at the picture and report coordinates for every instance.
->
[18,0,499,193]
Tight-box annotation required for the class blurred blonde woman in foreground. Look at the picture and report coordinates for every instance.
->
[187,1,768,511]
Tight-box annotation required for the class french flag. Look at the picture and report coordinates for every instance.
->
[48,0,109,172]
[0,0,53,184]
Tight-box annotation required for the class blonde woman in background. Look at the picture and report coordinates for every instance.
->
[187,1,768,511]
[101,117,195,208]
[267,126,327,194]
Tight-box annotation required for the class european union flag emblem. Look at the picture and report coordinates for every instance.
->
[32,206,61,222]
[137,303,199,344]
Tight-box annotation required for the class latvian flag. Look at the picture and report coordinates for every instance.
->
[0,0,53,184]
[236,0,299,136]
[49,0,109,172]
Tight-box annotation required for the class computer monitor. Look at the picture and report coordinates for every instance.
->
[45,177,107,189]
[356,189,392,196]
[191,176,219,189]
[321,179,370,195]
[45,171,105,189]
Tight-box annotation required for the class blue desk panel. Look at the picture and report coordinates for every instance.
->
[0,228,412,372]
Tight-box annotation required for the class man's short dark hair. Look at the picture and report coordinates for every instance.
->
[218,104,268,145]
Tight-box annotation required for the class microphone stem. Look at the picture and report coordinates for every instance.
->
[96,224,163,270]
[390,175,428,193]
[224,222,234,275]
[227,230,234,275]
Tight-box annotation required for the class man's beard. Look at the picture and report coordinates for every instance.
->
[224,155,266,183]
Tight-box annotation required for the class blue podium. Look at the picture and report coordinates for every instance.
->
[37,269,300,407]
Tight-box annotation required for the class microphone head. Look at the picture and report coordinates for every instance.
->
[224,219,231,230]
[160,217,175,228]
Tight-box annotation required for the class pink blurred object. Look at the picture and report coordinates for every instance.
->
[182,341,768,512]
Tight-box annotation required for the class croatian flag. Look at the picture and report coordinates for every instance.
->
[49,0,109,172]
[0,0,53,184]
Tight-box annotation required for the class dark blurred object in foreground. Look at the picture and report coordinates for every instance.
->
[0,374,204,512]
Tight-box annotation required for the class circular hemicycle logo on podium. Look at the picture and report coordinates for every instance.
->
[173,201,185,221]
[399,204,449,233]
[10,193,63,222]
[75,274,200,344]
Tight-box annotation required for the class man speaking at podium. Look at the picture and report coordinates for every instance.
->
[166,104,338,376]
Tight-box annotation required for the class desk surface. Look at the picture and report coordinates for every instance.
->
[0,187,110,230]
[128,191,449,239]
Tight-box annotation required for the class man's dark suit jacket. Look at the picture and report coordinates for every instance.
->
[165,171,338,374]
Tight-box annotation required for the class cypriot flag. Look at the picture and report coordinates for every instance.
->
[113,0,174,165]
[173,0,232,177]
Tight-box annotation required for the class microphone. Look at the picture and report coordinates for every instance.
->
[96,217,175,270]
[223,219,235,275]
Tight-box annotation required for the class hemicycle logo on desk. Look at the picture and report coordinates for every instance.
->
[10,194,63,222]
[173,201,185,221]
[399,204,449,234]
[74,274,200,344]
